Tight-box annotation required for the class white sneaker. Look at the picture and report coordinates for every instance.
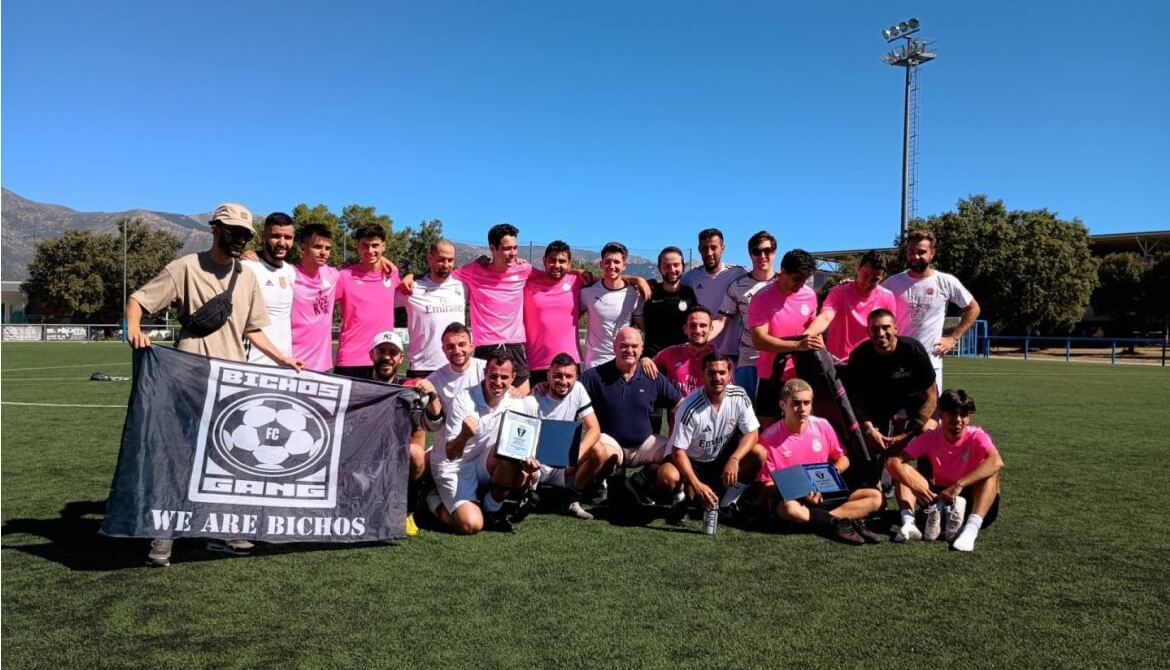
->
[923,503,942,541]
[146,538,173,567]
[565,501,594,520]
[952,525,979,552]
[944,497,967,542]
[893,521,923,543]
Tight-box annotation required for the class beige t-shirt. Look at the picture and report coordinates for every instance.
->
[132,252,270,362]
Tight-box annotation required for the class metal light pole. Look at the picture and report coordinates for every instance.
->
[121,219,128,342]
[881,18,936,239]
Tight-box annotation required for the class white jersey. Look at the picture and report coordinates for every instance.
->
[718,272,773,365]
[241,258,296,365]
[530,381,595,421]
[443,384,538,461]
[398,274,466,372]
[882,270,974,367]
[581,282,644,369]
[425,359,487,455]
[668,385,760,463]
[682,264,748,357]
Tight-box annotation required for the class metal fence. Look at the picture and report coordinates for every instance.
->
[1,323,140,342]
[980,335,1168,366]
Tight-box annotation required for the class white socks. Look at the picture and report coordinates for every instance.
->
[952,513,983,552]
[483,492,503,513]
[720,482,749,508]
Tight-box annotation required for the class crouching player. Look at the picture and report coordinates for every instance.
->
[758,379,884,544]
[432,351,539,534]
[532,353,616,520]
[885,389,1003,551]
[657,353,764,524]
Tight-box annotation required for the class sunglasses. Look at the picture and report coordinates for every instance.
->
[216,223,254,241]
[750,246,776,256]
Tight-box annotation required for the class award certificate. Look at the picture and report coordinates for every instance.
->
[495,411,542,461]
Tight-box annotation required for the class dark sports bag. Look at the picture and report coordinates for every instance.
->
[179,262,240,337]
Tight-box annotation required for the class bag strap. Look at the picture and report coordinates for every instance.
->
[223,260,241,299]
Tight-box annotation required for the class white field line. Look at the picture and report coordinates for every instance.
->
[1,362,132,372]
[1,401,126,409]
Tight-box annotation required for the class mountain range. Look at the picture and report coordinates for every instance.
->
[0,189,659,281]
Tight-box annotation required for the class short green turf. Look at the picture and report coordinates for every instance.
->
[3,343,1168,669]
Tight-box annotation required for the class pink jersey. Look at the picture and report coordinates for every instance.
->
[654,344,718,396]
[757,416,845,483]
[453,260,534,346]
[903,426,998,488]
[291,264,341,372]
[822,281,898,362]
[523,271,583,370]
[334,265,400,367]
[746,283,818,380]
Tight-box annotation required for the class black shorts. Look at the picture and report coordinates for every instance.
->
[406,369,434,379]
[755,376,783,419]
[689,441,738,491]
[930,484,1001,528]
[333,365,373,380]
[473,342,530,385]
[527,369,548,386]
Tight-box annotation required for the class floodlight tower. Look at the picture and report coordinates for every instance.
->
[881,17,936,239]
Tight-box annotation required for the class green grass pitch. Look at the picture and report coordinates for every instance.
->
[2,342,1168,669]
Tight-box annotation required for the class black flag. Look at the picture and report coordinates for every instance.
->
[101,346,414,542]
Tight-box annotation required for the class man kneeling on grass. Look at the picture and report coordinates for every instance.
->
[758,379,884,544]
[885,389,1003,551]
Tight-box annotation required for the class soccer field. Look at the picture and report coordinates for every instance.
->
[2,343,1168,669]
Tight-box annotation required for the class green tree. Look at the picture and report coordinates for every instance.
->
[818,254,860,302]
[340,205,398,265]
[290,203,344,265]
[1143,254,1170,341]
[396,219,444,276]
[21,218,183,322]
[1092,252,1147,334]
[898,195,1098,335]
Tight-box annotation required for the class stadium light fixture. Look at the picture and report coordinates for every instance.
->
[881,18,936,238]
[883,17,921,42]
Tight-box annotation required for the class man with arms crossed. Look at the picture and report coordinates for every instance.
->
[845,309,938,489]
[747,249,820,426]
[126,202,304,566]
[657,353,764,524]
[682,228,747,361]
[643,246,698,359]
[581,327,682,504]
[398,239,466,379]
[758,379,883,545]
[883,229,980,393]
[431,351,539,534]
[581,242,645,369]
[711,230,777,402]
[242,212,297,366]
[886,389,1003,551]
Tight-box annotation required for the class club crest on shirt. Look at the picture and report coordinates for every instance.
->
[562,282,572,292]
[383,276,395,288]
[812,438,823,452]
[677,301,688,311]
[800,304,811,316]
[278,276,287,289]
[925,287,935,296]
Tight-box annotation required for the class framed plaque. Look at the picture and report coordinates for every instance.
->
[771,463,849,503]
[495,411,542,461]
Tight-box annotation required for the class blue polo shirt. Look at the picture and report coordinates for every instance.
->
[581,360,681,448]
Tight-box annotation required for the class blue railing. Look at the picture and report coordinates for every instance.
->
[978,335,1167,366]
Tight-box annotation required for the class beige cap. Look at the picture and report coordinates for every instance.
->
[210,202,253,231]
[371,330,405,353]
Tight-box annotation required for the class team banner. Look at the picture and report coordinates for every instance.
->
[101,346,414,543]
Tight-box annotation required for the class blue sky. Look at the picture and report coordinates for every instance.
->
[3,1,1168,265]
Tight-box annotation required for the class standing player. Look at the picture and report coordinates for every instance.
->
[643,246,698,359]
[712,230,778,399]
[681,228,747,361]
[581,242,645,369]
[757,380,884,545]
[747,249,820,425]
[398,239,466,378]
[804,250,898,365]
[291,224,341,373]
[653,306,718,396]
[242,212,297,366]
[333,226,400,379]
[523,241,586,385]
[883,229,980,393]
[657,353,763,522]
[886,389,1003,551]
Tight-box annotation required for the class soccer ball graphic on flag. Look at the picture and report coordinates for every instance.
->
[214,395,329,476]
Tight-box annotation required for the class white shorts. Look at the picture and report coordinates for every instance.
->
[605,433,669,467]
[430,448,492,513]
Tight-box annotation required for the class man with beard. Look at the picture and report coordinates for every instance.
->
[333,226,401,379]
[126,202,305,566]
[882,229,980,393]
[656,353,763,523]
[242,212,297,365]
[430,351,540,534]
[530,353,611,520]
[524,241,587,386]
[804,250,898,365]
[653,306,719,396]
[643,246,699,359]
[711,230,778,401]
[398,239,466,378]
[845,309,938,488]
[681,228,747,361]
[581,242,645,369]
[367,330,440,538]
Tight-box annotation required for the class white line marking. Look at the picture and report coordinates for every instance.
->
[1,401,126,409]
[1,377,109,382]
[1,362,131,372]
